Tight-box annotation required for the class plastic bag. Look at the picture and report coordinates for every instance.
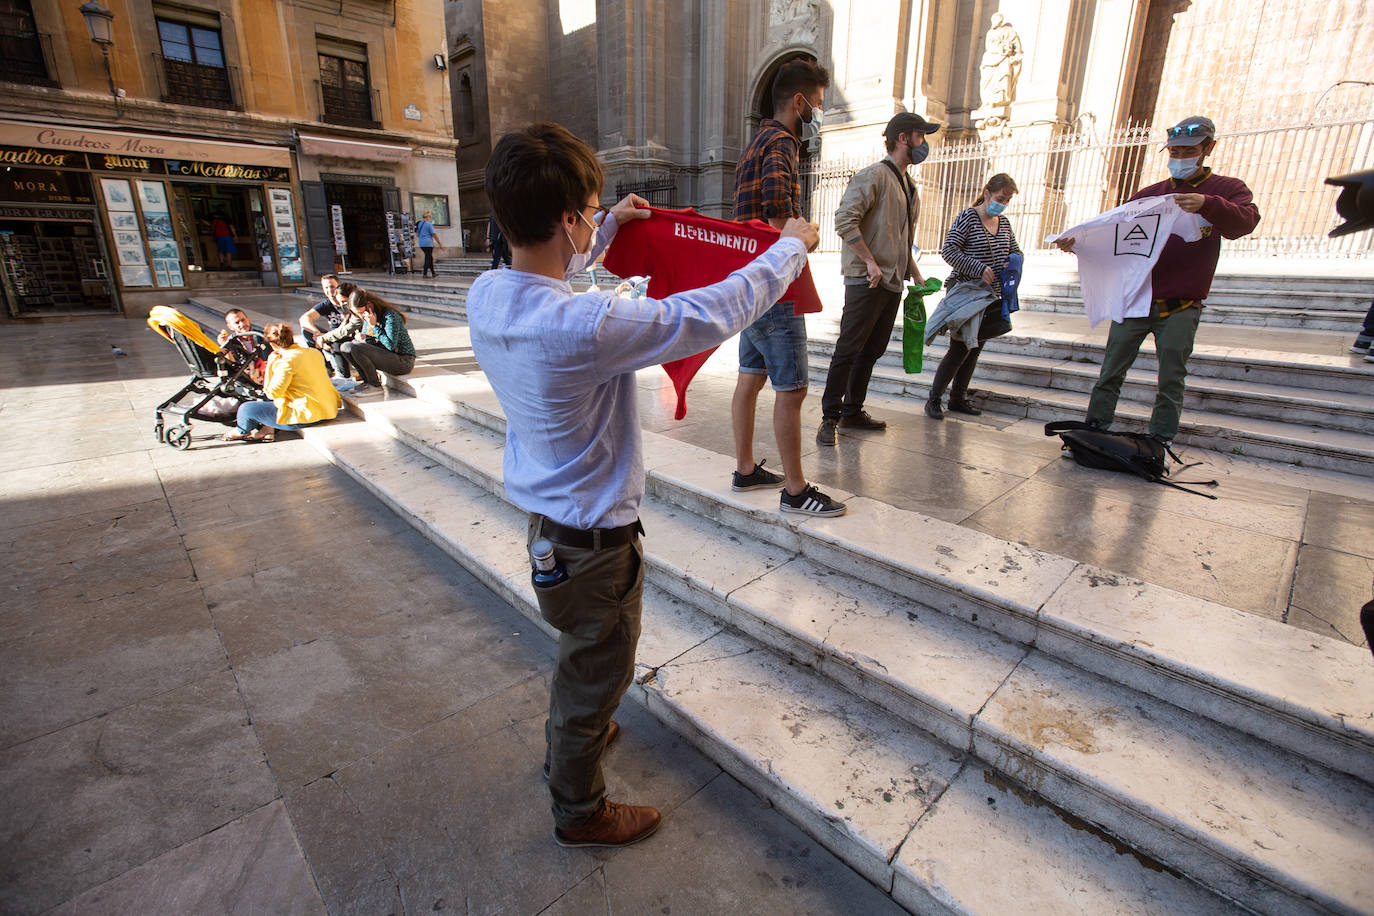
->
[902,277,942,373]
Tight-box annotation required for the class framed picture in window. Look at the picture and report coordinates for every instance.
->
[411,194,450,226]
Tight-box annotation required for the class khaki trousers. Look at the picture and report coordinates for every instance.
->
[527,515,644,830]
[1086,303,1202,442]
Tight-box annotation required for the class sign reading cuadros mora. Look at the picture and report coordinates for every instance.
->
[0,121,291,169]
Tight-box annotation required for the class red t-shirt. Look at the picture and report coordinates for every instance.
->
[603,206,821,418]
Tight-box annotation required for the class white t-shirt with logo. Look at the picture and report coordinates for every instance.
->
[1046,196,1206,327]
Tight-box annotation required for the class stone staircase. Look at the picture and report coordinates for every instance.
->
[1018,271,1371,332]
[187,296,1374,913]
[310,266,1374,477]
[294,366,1372,915]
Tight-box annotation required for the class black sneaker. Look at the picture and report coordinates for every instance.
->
[838,410,886,430]
[924,399,944,420]
[731,460,784,491]
[816,418,837,446]
[780,484,847,517]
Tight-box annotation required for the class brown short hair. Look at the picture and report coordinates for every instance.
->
[264,323,294,347]
[485,122,604,246]
[974,173,1019,207]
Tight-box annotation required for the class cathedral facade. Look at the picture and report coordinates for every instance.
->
[446,0,1374,252]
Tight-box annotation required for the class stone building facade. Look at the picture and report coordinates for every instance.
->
[448,0,1374,248]
[0,0,456,318]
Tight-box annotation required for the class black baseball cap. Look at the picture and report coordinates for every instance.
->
[885,112,940,141]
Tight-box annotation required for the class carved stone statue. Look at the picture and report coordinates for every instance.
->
[979,12,1022,111]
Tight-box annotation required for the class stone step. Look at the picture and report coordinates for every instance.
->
[813,354,1374,476]
[303,388,1373,914]
[956,331,1369,395]
[306,419,1248,914]
[1018,295,1363,331]
[849,347,1374,434]
[1012,257,1374,296]
[1020,285,1371,312]
[363,368,1374,786]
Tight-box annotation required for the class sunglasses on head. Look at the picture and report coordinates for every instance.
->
[1167,124,1211,139]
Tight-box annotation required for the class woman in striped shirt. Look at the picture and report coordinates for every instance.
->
[926,173,1021,419]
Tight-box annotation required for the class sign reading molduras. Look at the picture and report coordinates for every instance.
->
[164,160,290,183]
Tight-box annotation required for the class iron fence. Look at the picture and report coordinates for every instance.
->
[800,112,1374,259]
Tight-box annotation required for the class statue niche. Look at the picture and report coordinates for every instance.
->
[974,12,1022,136]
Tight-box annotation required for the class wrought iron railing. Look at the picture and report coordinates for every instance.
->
[315,79,381,130]
[0,28,56,87]
[150,52,239,110]
[801,111,1374,259]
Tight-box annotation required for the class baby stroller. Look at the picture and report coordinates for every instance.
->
[146,306,267,449]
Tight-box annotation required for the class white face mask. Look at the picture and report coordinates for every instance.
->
[564,209,599,275]
[1168,157,1200,180]
[800,95,824,128]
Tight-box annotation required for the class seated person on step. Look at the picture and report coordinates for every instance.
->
[225,324,341,443]
[339,290,415,390]
[299,274,353,378]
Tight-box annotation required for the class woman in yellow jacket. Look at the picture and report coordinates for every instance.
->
[224,323,342,442]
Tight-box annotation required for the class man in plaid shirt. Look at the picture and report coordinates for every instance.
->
[728,58,846,518]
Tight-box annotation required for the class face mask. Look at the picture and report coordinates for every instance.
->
[1168,157,1199,180]
[564,210,598,275]
[800,95,823,128]
[909,140,929,165]
[985,200,1006,216]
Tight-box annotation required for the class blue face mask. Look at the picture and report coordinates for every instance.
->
[1168,157,1200,180]
[985,200,1006,216]
[909,140,929,165]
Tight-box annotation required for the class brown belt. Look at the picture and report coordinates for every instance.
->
[537,516,643,549]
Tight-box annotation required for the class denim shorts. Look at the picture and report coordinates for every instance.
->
[738,300,809,391]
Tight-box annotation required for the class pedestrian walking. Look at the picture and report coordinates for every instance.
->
[486,214,511,269]
[416,210,443,277]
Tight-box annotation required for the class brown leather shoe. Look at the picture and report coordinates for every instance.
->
[544,721,621,781]
[554,799,662,848]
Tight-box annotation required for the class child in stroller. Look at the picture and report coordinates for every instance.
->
[146,306,266,449]
[217,308,269,384]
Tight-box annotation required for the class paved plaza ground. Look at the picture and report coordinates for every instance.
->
[0,314,905,914]
[2,290,1370,913]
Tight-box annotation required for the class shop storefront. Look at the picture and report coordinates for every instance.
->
[0,158,112,316]
[0,121,303,318]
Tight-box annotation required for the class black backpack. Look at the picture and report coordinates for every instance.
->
[1044,421,1218,499]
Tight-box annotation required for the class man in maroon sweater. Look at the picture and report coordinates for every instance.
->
[1076,116,1260,444]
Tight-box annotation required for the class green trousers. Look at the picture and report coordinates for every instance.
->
[527,515,644,830]
[1086,303,1202,442]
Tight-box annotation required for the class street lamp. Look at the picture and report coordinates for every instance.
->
[79,1,118,101]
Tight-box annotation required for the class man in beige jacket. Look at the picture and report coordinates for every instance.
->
[818,111,937,445]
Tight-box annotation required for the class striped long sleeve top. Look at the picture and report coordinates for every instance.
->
[941,207,1022,287]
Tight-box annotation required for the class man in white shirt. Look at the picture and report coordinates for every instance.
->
[467,122,818,850]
